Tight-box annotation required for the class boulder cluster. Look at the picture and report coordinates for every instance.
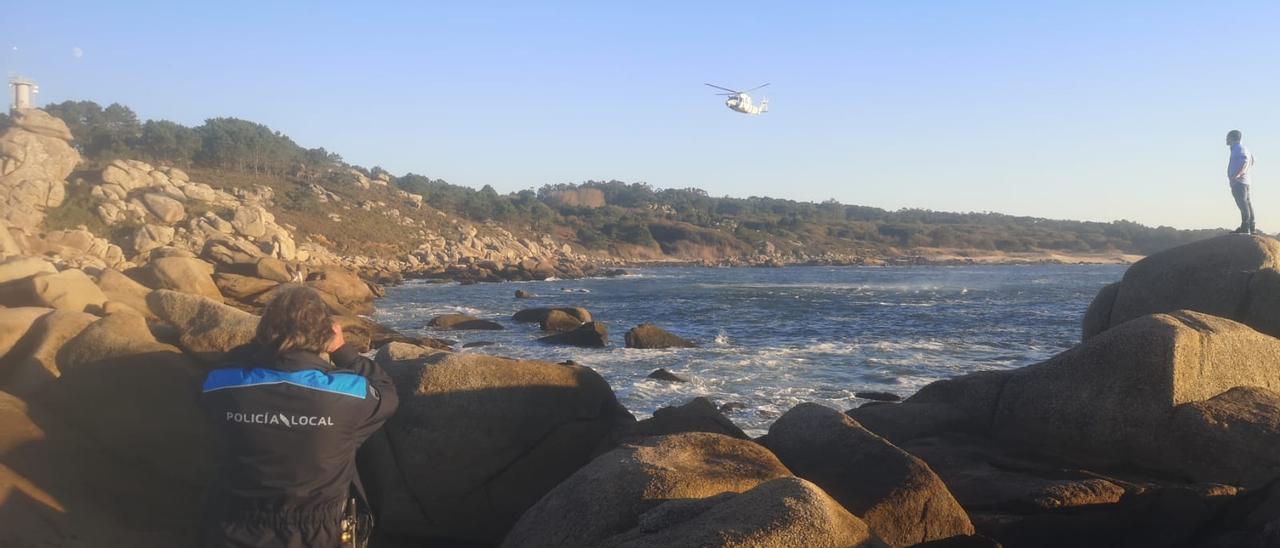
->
[5,234,1278,546]
[4,108,1280,546]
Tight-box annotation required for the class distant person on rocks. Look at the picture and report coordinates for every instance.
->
[198,285,398,548]
[1226,129,1256,234]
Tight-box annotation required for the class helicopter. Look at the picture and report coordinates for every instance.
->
[705,83,770,116]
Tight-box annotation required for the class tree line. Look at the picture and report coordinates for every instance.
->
[39,100,342,176]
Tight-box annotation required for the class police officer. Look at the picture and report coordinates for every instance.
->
[199,285,398,547]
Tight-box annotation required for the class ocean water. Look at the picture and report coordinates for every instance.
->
[374,265,1125,435]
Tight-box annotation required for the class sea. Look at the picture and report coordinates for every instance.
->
[374,264,1125,435]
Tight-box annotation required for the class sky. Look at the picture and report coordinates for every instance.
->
[5,1,1279,230]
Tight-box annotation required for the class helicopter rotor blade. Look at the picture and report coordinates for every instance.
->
[744,83,771,92]
[704,83,741,94]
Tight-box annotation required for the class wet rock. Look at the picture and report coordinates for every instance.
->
[646,368,687,383]
[512,306,592,324]
[856,391,902,402]
[427,313,504,331]
[538,321,608,348]
[624,323,696,349]
[538,309,582,332]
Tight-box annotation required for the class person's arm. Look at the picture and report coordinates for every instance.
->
[328,325,400,442]
[1234,150,1253,180]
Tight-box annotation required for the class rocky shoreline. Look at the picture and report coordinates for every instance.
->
[3,109,1280,547]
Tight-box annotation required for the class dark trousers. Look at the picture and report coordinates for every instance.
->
[1231,181,1255,228]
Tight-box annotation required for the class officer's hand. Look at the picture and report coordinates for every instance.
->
[327,321,346,353]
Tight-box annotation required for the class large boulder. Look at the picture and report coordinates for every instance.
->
[427,313,504,331]
[0,390,203,547]
[377,353,634,544]
[1083,235,1280,339]
[1167,386,1280,487]
[625,323,697,349]
[501,432,797,547]
[140,192,185,224]
[211,272,279,303]
[0,269,108,313]
[128,224,176,256]
[305,267,374,315]
[372,341,443,365]
[0,307,53,359]
[846,402,977,446]
[146,290,258,364]
[95,268,158,320]
[766,403,974,546]
[38,311,213,485]
[0,309,97,397]
[900,434,1128,513]
[624,397,748,440]
[538,321,608,348]
[596,477,882,548]
[990,310,1280,480]
[512,306,592,324]
[0,256,56,285]
[538,309,582,332]
[135,256,223,302]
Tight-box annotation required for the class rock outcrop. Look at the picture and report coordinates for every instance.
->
[146,290,258,364]
[625,323,697,349]
[538,321,608,348]
[624,397,748,440]
[1083,234,1280,339]
[426,313,504,331]
[503,432,808,547]
[375,352,635,544]
[766,403,974,546]
[0,110,79,232]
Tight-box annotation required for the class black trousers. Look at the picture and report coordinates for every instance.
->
[1231,181,1255,228]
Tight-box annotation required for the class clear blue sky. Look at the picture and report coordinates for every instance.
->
[6,1,1279,230]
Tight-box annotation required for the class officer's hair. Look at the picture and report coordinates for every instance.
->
[256,285,335,355]
[1228,130,1243,141]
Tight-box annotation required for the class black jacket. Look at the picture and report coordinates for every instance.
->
[198,344,399,548]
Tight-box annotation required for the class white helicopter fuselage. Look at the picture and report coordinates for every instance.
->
[726,93,768,116]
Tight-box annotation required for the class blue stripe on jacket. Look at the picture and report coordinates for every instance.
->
[203,368,368,399]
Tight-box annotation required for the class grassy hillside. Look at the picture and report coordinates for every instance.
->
[33,100,1226,263]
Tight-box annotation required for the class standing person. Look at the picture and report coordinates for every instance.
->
[198,285,398,548]
[1226,129,1257,234]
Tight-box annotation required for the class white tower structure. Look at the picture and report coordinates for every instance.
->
[9,76,38,111]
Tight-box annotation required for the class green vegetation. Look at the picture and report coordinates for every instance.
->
[42,100,1224,259]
